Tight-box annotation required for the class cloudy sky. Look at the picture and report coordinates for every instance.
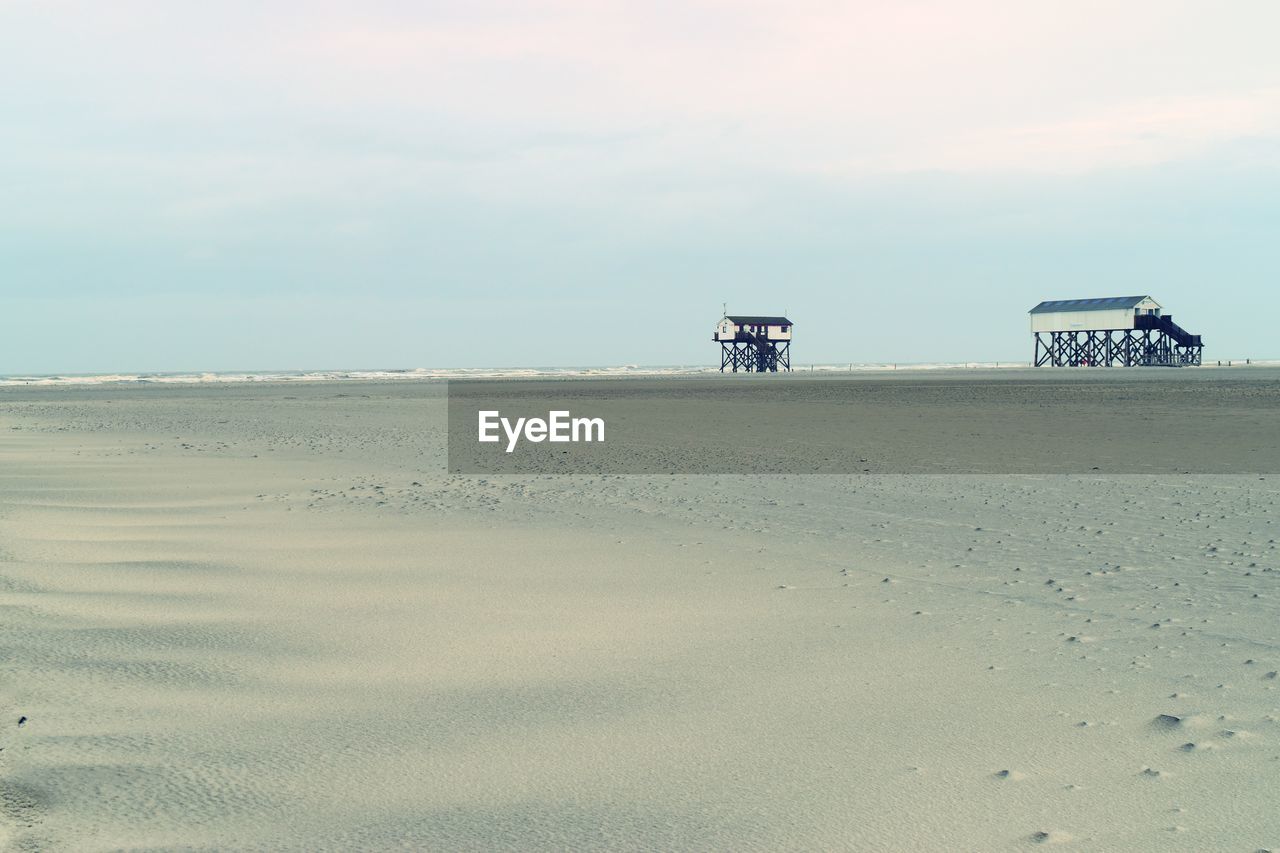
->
[3,0,1278,371]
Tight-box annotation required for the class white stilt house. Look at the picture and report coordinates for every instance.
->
[713,315,793,372]
[1030,295,1203,366]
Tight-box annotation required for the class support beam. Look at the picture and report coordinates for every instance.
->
[718,338,792,373]
[1032,328,1203,367]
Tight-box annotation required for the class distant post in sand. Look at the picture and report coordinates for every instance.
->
[1029,295,1204,367]
[712,313,793,372]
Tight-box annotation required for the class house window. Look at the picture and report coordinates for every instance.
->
[781,325,789,333]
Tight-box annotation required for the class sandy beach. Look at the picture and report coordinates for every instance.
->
[2,371,1279,850]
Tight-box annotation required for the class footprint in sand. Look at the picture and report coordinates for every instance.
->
[1151,712,1214,732]
[1030,829,1072,844]
[1177,741,1214,752]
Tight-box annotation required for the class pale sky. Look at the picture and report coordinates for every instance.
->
[3,1,1278,372]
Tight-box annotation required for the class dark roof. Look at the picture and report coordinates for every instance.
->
[725,315,793,325]
[1029,296,1151,314]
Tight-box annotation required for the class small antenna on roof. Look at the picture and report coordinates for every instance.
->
[722,301,726,317]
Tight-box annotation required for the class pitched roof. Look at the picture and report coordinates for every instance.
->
[1029,296,1152,314]
[725,315,793,325]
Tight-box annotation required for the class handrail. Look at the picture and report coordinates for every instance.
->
[1135,313,1201,347]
